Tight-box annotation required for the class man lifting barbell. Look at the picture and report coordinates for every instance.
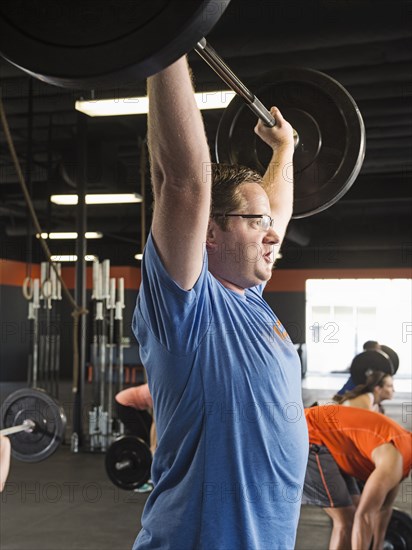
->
[303,405,412,550]
[130,56,308,550]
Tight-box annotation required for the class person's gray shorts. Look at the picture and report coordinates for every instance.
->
[301,444,360,508]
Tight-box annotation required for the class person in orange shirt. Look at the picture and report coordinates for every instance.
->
[303,405,412,550]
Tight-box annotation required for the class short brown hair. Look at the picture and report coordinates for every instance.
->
[211,163,263,230]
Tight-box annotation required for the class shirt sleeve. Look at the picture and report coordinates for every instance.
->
[133,232,211,356]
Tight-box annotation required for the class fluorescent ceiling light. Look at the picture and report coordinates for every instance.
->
[37,232,103,239]
[134,253,143,260]
[50,193,142,205]
[50,255,98,262]
[75,91,236,117]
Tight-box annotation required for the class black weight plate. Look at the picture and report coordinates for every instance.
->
[350,350,394,386]
[105,435,152,491]
[116,404,152,446]
[385,508,412,550]
[0,388,66,463]
[380,344,400,374]
[0,0,231,88]
[215,67,366,218]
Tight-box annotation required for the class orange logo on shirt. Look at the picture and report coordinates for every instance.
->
[273,320,288,341]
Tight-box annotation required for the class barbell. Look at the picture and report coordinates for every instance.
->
[0,388,66,463]
[386,508,412,550]
[105,434,152,491]
[350,347,399,386]
[0,0,366,218]
[380,344,400,373]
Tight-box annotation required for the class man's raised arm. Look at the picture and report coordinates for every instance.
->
[255,106,295,247]
[148,57,212,290]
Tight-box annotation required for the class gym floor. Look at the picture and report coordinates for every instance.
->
[1,376,411,550]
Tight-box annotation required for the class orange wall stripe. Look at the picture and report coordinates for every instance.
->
[0,260,40,287]
[1,260,410,291]
[265,268,412,292]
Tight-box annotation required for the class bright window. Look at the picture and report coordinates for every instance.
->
[305,279,412,376]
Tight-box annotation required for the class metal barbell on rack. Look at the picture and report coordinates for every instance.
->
[0,0,366,218]
[0,388,66,463]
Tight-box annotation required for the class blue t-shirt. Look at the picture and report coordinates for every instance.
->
[132,233,309,550]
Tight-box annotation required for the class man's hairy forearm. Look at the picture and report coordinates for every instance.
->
[262,147,294,222]
[147,57,211,186]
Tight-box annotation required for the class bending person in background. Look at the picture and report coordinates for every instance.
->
[333,371,394,412]
[116,383,153,410]
[303,406,412,550]
[115,383,156,455]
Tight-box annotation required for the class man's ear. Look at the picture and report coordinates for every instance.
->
[206,219,218,251]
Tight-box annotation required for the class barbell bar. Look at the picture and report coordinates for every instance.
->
[194,38,299,146]
[0,419,36,437]
[195,38,276,128]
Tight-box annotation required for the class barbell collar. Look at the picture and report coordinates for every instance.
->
[0,419,36,437]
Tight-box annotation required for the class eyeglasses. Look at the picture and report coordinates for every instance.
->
[213,213,275,231]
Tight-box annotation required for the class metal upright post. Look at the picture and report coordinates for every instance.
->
[25,77,34,387]
[73,112,88,447]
